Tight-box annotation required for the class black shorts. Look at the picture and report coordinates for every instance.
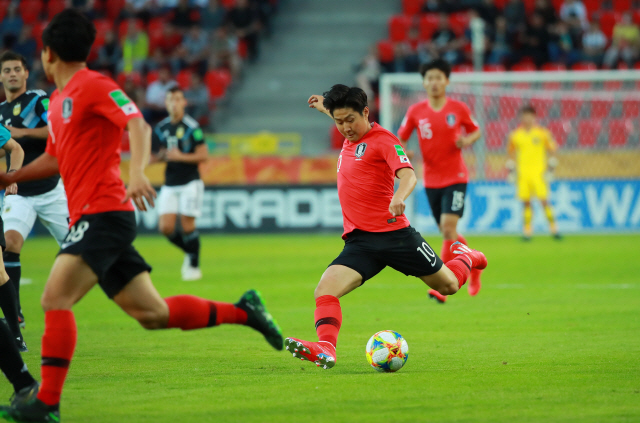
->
[59,211,152,299]
[425,183,467,225]
[330,227,443,283]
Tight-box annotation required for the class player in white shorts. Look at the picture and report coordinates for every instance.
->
[151,86,208,281]
[0,51,69,327]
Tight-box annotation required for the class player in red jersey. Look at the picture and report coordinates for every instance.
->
[0,10,282,422]
[398,59,484,301]
[283,85,487,370]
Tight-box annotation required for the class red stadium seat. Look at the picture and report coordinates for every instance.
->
[47,0,66,20]
[529,97,552,119]
[146,70,159,85]
[452,64,474,73]
[220,0,236,7]
[622,98,640,117]
[119,19,144,40]
[20,1,43,25]
[572,80,593,90]
[560,98,583,119]
[611,0,631,14]
[377,40,395,63]
[511,61,536,72]
[449,12,469,36]
[541,63,566,71]
[105,0,125,20]
[419,14,439,40]
[402,0,423,16]
[542,81,562,90]
[523,0,536,12]
[600,12,621,39]
[176,69,192,89]
[485,120,510,151]
[582,0,601,15]
[603,80,623,90]
[205,69,232,99]
[571,62,597,71]
[94,19,113,36]
[547,120,571,147]
[608,119,633,147]
[493,0,508,9]
[633,10,640,25]
[32,21,46,50]
[483,64,505,72]
[148,17,167,34]
[577,119,602,148]
[591,99,613,119]
[499,96,523,120]
[389,15,411,42]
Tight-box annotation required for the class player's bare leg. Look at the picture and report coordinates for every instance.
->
[0,247,27,352]
[423,242,487,298]
[4,230,25,328]
[541,199,561,240]
[285,265,361,369]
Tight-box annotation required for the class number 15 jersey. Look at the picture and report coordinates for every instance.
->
[398,99,479,189]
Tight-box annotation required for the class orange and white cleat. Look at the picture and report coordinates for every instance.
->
[284,337,336,369]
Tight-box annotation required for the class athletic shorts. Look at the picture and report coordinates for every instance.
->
[59,211,152,299]
[157,179,204,217]
[2,181,69,245]
[330,226,443,283]
[517,175,548,201]
[425,183,467,225]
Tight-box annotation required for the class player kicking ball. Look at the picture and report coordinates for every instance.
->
[284,85,487,370]
[398,59,484,302]
[506,105,561,241]
[151,86,208,281]
[0,10,282,422]
[0,51,70,329]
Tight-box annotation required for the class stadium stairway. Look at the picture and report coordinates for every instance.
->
[214,0,397,155]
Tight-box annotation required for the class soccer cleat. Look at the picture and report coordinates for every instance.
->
[181,266,202,281]
[522,235,532,242]
[18,313,25,330]
[284,338,336,369]
[468,269,482,297]
[235,290,283,350]
[16,337,28,353]
[428,289,446,304]
[553,233,562,240]
[450,241,487,271]
[1,397,60,423]
[10,382,39,408]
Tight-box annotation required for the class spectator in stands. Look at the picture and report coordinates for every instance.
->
[227,0,261,62]
[355,46,382,101]
[520,13,550,67]
[12,26,37,69]
[122,19,149,73]
[184,72,211,123]
[559,0,588,38]
[603,12,640,69]
[201,0,227,31]
[209,26,242,79]
[504,0,527,36]
[393,27,422,73]
[172,0,200,29]
[479,0,499,27]
[174,25,210,75]
[534,0,558,29]
[94,30,123,76]
[72,0,100,20]
[582,21,607,67]
[486,15,513,65]
[123,73,146,107]
[466,9,487,69]
[156,24,184,58]
[429,13,465,65]
[123,0,158,22]
[549,21,580,66]
[144,64,178,123]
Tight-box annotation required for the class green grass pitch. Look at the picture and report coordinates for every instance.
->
[1,233,639,422]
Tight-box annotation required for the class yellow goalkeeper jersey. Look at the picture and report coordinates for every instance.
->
[507,126,556,177]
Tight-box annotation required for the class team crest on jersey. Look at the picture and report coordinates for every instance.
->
[355,143,367,159]
[62,98,73,120]
[12,103,21,116]
[176,126,185,139]
[446,113,456,127]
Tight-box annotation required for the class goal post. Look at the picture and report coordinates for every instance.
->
[379,70,640,234]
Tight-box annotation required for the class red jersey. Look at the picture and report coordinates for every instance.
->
[46,68,142,226]
[397,98,479,189]
[337,123,414,238]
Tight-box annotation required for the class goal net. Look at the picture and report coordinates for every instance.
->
[379,70,640,234]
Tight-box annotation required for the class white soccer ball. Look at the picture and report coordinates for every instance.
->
[365,330,409,372]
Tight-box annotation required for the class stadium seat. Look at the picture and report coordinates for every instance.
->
[523,0,536,12]
[452,64,474,73]
[571,62,597,71]
[542,81,562,90]
[148,17,166,34]
[608,119,633,147]
[582,0,601,15]
[419,14,439,40]
[590,99,613,119]
[32,21,46,50]
[47,0,66,20]
[176,69,192,89]
[377,40,395,63]
[600,12,621,39]
[105,0,125,20]
[389,15,411,42]
[220,0,236,7]
[622,98,640,117]
[205,69,232,99]
[119,19,144,40]
[511,61,536,72]
[611,0,632,14]
[633,10,640,25]
[402,0,423,16]
[572,80,593,90]
[19,0,43,25]
[493,0,508,9]
[146,70,159,85]
[541,63,566,71]
[499,96,522,120]
[577,119,602,148]
[603,80,623,90]
[484,120,510,150]
[483,64,505,72]
[529,97,552,119]
[547,120,571,146]
[560,98,583,119]
[449,12,469,36]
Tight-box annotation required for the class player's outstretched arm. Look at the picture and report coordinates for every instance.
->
[308,95,332,118]
[389,167,417,217]
[6,125,50,140]
[166,144,208,163]
[125,117,157,211]
[1,138,24,195]
[0,151,58,189]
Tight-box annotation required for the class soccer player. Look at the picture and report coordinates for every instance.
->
[0,51,70,328]
[0,123,26,352]
[283,85,487,370]
[151,86,207,281]
[0,10,282,422]
[506,105,560,241]
[397,59,483,301]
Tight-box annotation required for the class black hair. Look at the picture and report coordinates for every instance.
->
[167,86,184,95]
[520,105,536,115]
[322,84,368,116]
[0,51,28,70]
[42,9,96,62]
[419,59,452,78]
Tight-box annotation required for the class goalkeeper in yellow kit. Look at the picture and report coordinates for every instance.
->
[506,105,561,240]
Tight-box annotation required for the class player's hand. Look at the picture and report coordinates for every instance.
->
[455,136,472,148]
[166,148,183,161]
[124,172,157,211]
[6,126,24,139]
[308,95,329,115]
[389,197,406,217]
[4,183,17,196]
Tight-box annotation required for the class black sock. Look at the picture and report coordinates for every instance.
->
[183,231,200,267]
[167,231,187,251]
[0,281,22,339]
[4,252,21,313]
[0,318,34,392]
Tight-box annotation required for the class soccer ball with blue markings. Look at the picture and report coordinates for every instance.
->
[365,330,408,372]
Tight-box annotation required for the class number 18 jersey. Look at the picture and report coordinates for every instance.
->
[398,99,479,189]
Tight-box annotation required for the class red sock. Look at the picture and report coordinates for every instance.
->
[314,295,342,348]
[38,310,77,406]
[165,295,247,330]
[446,257,472,288]
[441,239,456,263]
